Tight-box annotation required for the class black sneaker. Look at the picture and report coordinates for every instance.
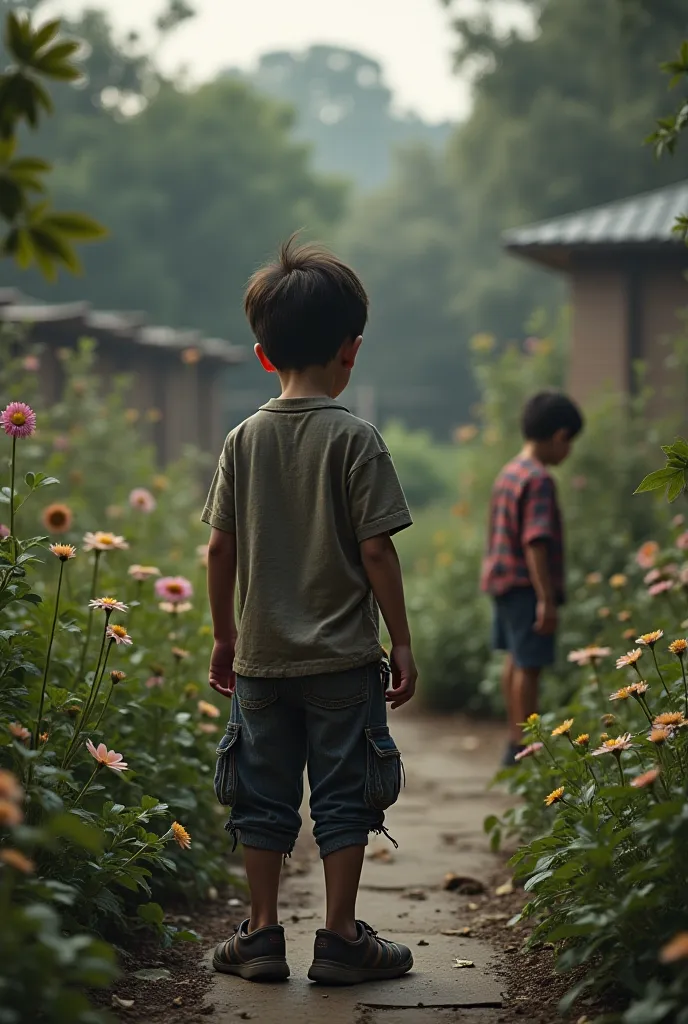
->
[212,920,290,982]
[308,920,413,985]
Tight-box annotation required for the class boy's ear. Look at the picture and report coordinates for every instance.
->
[254,343,276,373]
[341,335,363,370]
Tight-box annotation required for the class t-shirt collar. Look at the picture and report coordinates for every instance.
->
[260,397,349,413]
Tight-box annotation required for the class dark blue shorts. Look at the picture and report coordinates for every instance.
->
[492,587,556,669]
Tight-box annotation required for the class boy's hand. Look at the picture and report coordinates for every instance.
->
[209,639,236,698]
[386,645,417,709]
[534,600,557,636]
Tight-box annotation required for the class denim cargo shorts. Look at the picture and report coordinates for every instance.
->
[213,660,402,858]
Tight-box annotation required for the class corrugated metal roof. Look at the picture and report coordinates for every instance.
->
[503,180,688,250]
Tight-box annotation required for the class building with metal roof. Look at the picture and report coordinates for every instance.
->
[0,290,246,465]
[504,181,688,409]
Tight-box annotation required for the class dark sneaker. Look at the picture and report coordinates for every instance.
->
[213,920,290,982]
[308,920,413,985]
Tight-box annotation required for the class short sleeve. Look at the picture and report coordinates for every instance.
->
[201,443,235,534]
[521,475,556,546]
[348,452,413,543]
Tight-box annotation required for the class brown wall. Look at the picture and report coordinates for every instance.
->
[568,269,629,404]
[640,269,688,416]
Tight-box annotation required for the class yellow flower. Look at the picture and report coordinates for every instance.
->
[599,733,609,742]
[171,822,191,850]
[609,687,632,702]
[609,574,627,589]
[49,543,76,562]
[470,332,494,353]
[636,630,664,648]
[591,733,634,756]
[669,638,688,657]
[653,712,686,729]
[551,718,574,737]
[526,713,540,726]
[0,849,35,874]
[616,649,643,669]
[436,551,453,568]
[573,734,589,747]
[544,787,565,807]
[152,475,170,491]
[124,408,140,424]
[649,727,671,744]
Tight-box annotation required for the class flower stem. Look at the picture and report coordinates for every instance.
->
[616,755,625,788]
[634,696,654,725]
[65,641,114,768]
[72,764,101,807]
[63,621,109,767]
[93,682,114,733]
[680,659,688,718]
[651,648,671,699]
[77,551,101,680]
[33,559,65,750]
[8,436,16,555]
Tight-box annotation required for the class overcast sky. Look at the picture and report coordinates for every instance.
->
[46,0,474,122]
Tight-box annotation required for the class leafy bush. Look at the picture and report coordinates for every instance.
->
[488,519,688,1021]
[0,341,230,1018]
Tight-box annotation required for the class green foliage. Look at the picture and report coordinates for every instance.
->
[635,439,688,503]
[490,533,688,1018]
[0,340,235,1018]
[0,9,105,278]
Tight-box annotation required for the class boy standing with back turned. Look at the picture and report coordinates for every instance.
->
[201,238,417,985]
[481,392,584,766]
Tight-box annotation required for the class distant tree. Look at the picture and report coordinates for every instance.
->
[227,45,453,191]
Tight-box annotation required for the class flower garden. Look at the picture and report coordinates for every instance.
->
[0,343,231,1022]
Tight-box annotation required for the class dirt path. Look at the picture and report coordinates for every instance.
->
[207,713,514,1024]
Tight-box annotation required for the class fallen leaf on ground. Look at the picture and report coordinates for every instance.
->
[441,927,471,937]
[133,968,171,982]
[440,833,458,845]
[368,847,394,863]
[112,995,134,1009]
[495,880,514,896]
[418,939,429,946]
[453,959,475,968]
[443,873,485,894]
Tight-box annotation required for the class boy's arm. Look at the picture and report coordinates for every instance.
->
[207,526,238,698]
[524,542,557,635]
[360,533,417,709]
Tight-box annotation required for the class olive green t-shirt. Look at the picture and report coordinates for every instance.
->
[201,396,412,678]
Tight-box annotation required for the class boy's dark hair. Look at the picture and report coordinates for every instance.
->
[244,236,369,371]
[521,391,584,441]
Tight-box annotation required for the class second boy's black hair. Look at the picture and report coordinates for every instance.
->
[244,235,369,371]
[521,391,584,441]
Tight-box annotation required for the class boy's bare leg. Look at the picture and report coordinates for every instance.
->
[323,844,365,941]
[244,846,283,931]
[501,654,520,744]
[512,667,540,743]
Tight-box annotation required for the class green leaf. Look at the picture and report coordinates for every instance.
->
[42,211,108,241]
[634,467,679,494]
[32,19,61,50]
[667,471,686,503]
[46,813,105,853]
[137,902,165,926]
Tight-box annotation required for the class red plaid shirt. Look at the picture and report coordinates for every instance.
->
[480,455,564,602]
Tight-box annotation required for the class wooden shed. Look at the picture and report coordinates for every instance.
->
[504,180,688,411]
[0,289,245,464]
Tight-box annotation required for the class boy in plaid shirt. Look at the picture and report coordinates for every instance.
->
[481,392,584,765]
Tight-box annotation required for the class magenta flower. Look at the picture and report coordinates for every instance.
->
[0,524,9,540]
[129,487,157,513]
[1,402,36,439]
[85,739,128,772]
[155,576,193,604]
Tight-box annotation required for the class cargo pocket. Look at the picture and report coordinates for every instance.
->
[214,722,241,806]
[364,725,402,811]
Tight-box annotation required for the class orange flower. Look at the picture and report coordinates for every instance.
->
[636,630,664,648]
[660,933,688,963]
[609,574,627,589]
[609,687,632,702]
[617,610,632,623]
[544,787,565,807]
[198,700,221,719]
[0,800,23,826]
[627,681,649,696]
[0,770,23,803]
[616,649,643,670]
[636,541,659,569]
[653,712,686,729]
[631,767,661,789]
[585,572,603,586]
[42,503,73,534]
[49,543,76,562]
[0,849,35,874]
[171,821,191,849]
[551,718,574,737]
[669,638,688,657]
[649,727,671,745]
[8,722,30,742]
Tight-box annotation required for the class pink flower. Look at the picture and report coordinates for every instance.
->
[672,515,685,530]
[568,646,611,666]
[22,355,39,372]
[0,524,9,540]
[106,625,133,646]
[129,488,156,513]
[1,402,36,439]
[128,564,161,582]
[145,675,165,689]
[155,576,193,604]
[636,541,659,570]
[52,435,70,452]
[644,568,662,585]
[83,531,129,552]
[677,532,688,551]
[85,739,128,772]
[514,742,543,761]
[649,580,674,597]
